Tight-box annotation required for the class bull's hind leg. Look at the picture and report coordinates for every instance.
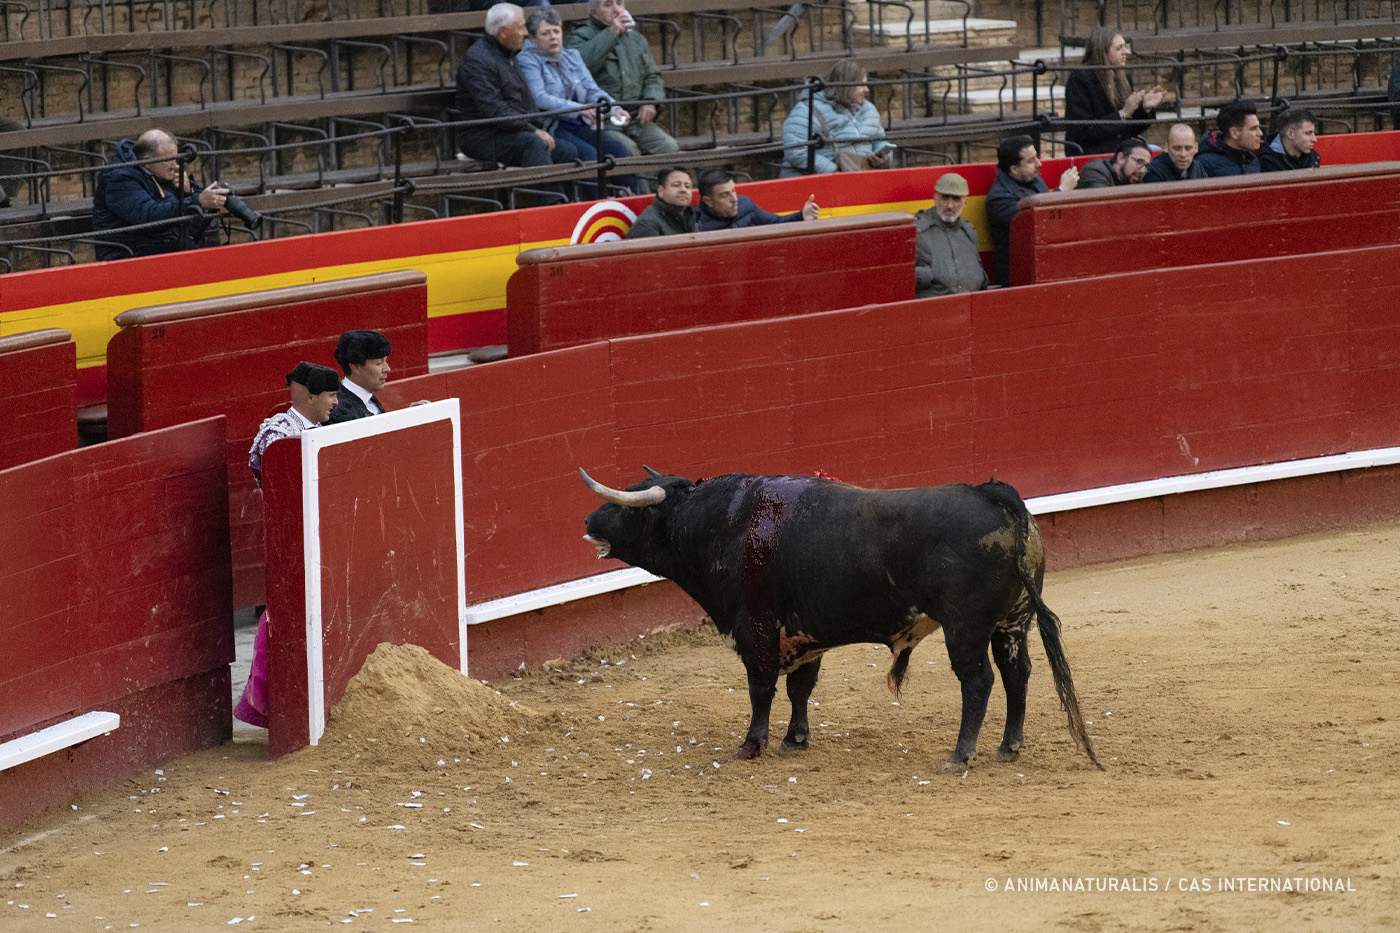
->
[990,621,1032,762]
[779,658,822,755]
[941,629,996,772]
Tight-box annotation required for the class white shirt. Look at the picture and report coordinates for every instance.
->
[342,377,383,415]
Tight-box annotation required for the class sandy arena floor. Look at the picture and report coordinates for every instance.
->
[2,523,1398,932]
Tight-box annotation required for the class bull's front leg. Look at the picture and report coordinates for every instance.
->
[737,665,779,760]
[734,611,781,760]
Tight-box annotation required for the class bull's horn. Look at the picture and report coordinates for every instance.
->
[579,468,667,507]
[643,465,662,478]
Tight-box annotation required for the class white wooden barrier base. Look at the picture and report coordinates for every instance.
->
[0,712,120,772]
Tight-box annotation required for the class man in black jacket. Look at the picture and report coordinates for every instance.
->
[328,330,392,424]
[1259,108,1321,173]
[626,167,698,238]
[91,129,230,261]
[985,135,1079,286]
[455,2,582,200]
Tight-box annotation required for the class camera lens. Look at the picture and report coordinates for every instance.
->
[222,192,262,229]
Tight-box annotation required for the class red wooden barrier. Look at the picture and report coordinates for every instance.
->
[377,239,1400,679]
[260,404,465,758]
[505,213,917,355]
[0,328,76,471]
[1009,162,1400,286]
[105,271,431,607]
[0,417,232,831]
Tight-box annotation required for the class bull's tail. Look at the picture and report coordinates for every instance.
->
[979,481,1104,771]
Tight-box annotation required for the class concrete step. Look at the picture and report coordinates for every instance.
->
[852,17,1019,49]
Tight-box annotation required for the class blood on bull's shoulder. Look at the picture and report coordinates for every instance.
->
[579,467,1102,772]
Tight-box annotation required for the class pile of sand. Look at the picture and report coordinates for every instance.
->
[311,643,548,766]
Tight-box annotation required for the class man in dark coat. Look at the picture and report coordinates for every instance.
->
[1259,108,1321,172]
[455,2,582,199]
[1143,123,1209,182]
[693,169,819,231]
[1077,137,1152,188]
[985,134,1079,287]
[328,329,392,424]
[1196,99,1264,177]
[91,128,230,261]
[626,167,698,238]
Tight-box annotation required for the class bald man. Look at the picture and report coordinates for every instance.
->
[92,128,230,261]
[1143,123,1208,182]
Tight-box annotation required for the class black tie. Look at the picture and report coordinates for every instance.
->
[370,395,383,413]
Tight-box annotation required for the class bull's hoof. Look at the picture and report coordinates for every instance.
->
[735,738,765,760]
[995,745,1021,763]
[941,754,973,774]
[777,736,809,756]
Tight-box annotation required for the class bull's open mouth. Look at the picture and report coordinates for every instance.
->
[583,534,610,559]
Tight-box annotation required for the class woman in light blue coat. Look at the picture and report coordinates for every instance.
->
[519,7,644,193]
[782,59,896,176]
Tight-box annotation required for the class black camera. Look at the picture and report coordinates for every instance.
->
[214,183,262,229]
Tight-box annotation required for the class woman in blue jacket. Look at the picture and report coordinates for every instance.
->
[518,7,643,193]
[781,59,895,176]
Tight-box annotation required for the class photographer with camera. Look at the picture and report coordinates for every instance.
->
[92,128,244,261]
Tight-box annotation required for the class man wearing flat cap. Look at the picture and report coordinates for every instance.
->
[913,172,988,298]
[329,329,392,424]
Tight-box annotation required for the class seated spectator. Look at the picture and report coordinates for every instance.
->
[567,0,678,158]
[780,60,896,176]
[518,7,645,195]
[1196,99,1264,177]
[1259,108,1321,172]
[985,135,1079,286]
[455,3,583,200]
[694,169,820,231]
[913,173,988,298]
[329,329,392,424]
[237,360,341,728]
[1064,27,1165,155]
[91,128,231,261]
[626,166,698,238]
[1077,137,1152,188]
[1144,123,1208,182]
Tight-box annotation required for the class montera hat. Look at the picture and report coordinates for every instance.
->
[334,329,392,369]
[286,361,341,395]
[934,172,970,197]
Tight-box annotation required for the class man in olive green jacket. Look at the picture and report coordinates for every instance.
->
[625,167,698,238]
[913,173,989,297]
[567,0,678,156]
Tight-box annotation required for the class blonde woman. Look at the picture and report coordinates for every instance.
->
[781,59,895,175]
[1064,27,1165,155]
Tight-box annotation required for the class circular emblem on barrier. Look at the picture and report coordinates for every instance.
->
[570,200,638,244]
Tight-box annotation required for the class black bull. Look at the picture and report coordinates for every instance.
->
[581,469,1102,771]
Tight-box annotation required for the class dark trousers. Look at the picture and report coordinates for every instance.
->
[556,121,647,196]
[459,128,583,202]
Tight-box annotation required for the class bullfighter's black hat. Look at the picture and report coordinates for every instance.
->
[286,361,341,395]
[333,329,392,371]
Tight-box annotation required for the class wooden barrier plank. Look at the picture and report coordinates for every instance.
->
[0,329,76,472]
[507,213,916,356]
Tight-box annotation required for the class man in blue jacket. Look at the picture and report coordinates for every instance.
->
[1143,123,1208,182]
[91,129,230,261]
[1196,99,1264,177]
[694,169,819,231]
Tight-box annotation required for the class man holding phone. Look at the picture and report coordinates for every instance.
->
[567,0,679,159]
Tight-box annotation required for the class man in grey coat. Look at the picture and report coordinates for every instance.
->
[913,173,988,297]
